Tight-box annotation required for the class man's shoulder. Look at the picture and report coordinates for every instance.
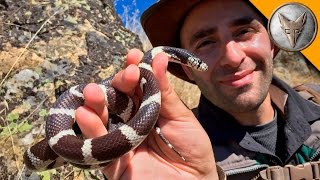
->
[293,84,320,105]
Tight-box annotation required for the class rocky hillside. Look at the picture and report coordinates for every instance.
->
[0,0,319,179]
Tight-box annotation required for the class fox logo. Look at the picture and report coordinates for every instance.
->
[278,12,307,48]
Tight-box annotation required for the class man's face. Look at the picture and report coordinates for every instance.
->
[180,0,275,115]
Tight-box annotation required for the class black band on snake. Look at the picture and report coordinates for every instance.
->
[23,46,208,171]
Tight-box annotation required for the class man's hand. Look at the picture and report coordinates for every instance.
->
[75,49,218,179]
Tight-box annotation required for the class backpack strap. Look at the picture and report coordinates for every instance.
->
[258,160,320,180]
[293,84,320,104]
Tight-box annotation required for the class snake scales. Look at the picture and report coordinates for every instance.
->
[23,46,208,170]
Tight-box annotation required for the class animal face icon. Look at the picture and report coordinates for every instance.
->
[278,12,307,47]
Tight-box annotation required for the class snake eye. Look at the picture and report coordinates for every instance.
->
[200,63,209,71]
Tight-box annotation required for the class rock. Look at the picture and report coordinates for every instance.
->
[0,0,142,178]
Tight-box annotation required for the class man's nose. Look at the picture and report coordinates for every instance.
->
[219,41,245,68]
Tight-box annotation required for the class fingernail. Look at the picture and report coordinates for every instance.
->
[164,61,168,74]
[163,55,168,74]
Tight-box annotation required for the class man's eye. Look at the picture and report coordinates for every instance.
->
[196,40,215,49]
[238,29,251,35]
[235,28,256,39]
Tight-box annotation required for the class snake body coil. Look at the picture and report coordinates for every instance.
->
[23,46,208,170]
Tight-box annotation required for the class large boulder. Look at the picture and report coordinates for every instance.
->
[0,0,141,179]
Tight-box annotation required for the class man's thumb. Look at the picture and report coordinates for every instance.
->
[152,53,193,120]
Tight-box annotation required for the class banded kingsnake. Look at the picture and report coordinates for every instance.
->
[23,46,208,170]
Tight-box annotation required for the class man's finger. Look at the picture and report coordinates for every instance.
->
[75,106,108,138]
[152,53,170,93]
[125,48,144,67]
[152,53,194,121]
[83,83,108,125]
[111,48,143,95]
[111,64,140,96]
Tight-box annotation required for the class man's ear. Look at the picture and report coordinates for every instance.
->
[271,41,280,59]
[181,65,195,81]
[273,46,280,59]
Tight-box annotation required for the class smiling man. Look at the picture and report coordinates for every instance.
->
[76,0,320,179]
[179,1,275,126]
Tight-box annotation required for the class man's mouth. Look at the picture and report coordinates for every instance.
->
[219,70,254,88]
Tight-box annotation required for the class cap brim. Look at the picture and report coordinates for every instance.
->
[141,0,201,47]
[141,0,202,83]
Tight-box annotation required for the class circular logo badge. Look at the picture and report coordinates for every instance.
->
[268,2,318,51]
